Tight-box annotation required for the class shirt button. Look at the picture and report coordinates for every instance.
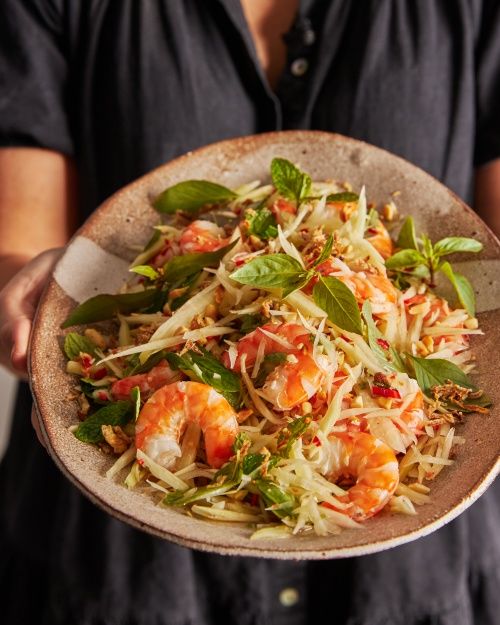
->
[290,58,309,77]
[279,587,300,607]
[303,28,316,45]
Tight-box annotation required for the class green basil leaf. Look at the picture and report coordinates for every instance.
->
[313,275,363,335]
[326,191,359,203]
[62,289,159,328]
[124,350,169,376]
[422,234,434,259]
[246,206,278,240]
[313,235,334,267]
[406,354,475,395]
[163,239,237,285]
[254,479,297,519]
[230,253,307,293]
[165,349,242,409]
[439,261,476,316]
[396,216,419,250]
[361,302,405,372]
[63,332,98,359]
[74,401,133,443]
[130,265,160,280]
[385,249,426,270]
[271,157,311,205]
[153,180,237,214]
[433,237,483,257]
[169,271,201,310]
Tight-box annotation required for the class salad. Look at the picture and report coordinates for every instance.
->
[61,158,490,539]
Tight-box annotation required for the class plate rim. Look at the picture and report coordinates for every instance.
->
[29,130,500,559]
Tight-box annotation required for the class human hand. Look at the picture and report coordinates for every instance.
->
[0,248,63,378]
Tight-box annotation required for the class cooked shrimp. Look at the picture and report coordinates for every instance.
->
[323,431,399,520]
[366,221,394,259]
[339,272,398,310]
[258,352,329,411]
[179,219,230,253]
[223,322,310,371]
[314,257,397,314]
[111,360,178,400]
[135,381,239,469]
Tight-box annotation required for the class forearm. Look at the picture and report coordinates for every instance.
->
[0,148,78,288]
[474,158,500,238]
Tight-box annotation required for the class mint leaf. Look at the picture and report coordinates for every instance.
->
[163,240,237,285]
[439,261,476,316]
[385,249,426,270]
[313,235,333,267]
[63,332,98,360]
[130,265,160,280]
[74,401,133,443]
[230,254,309,296]
[313,275,363,335]
[246,206,278,240]
[165,349,242,409]
[271,158,311,205]
[397,217,419,250]
[62,289,159,328]
[153,180,237,214]
[433,237,483,257]
[361,302,405,372]
[326,192,359,203]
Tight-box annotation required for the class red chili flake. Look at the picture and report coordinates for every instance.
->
[90,367,107,380]
[371,386,401,399]
[367,227,379,235]
[376,338,390,350]
[235,257,246,266]
[312,436,321,447]
[97,391,109,402]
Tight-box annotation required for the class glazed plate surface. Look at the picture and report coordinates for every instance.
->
[30,131,500,559]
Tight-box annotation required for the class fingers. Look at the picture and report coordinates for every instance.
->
[0,248,63,377]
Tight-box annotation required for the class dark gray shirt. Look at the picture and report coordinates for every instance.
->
[0,2,499,624]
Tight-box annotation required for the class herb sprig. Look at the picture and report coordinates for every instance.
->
[386,217,482,315]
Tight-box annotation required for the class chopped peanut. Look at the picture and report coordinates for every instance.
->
[301,401,313,415]
[464,317,478,329]
[382,201,398,221]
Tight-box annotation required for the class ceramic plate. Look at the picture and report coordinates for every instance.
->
[29,131,500,559]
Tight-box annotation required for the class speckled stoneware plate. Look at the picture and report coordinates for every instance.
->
[29,131,500,559]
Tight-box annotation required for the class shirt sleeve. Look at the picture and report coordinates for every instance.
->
[0,0,73,155]
[474,0,500,167]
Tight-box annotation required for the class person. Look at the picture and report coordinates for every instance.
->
[1,1,499,624]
